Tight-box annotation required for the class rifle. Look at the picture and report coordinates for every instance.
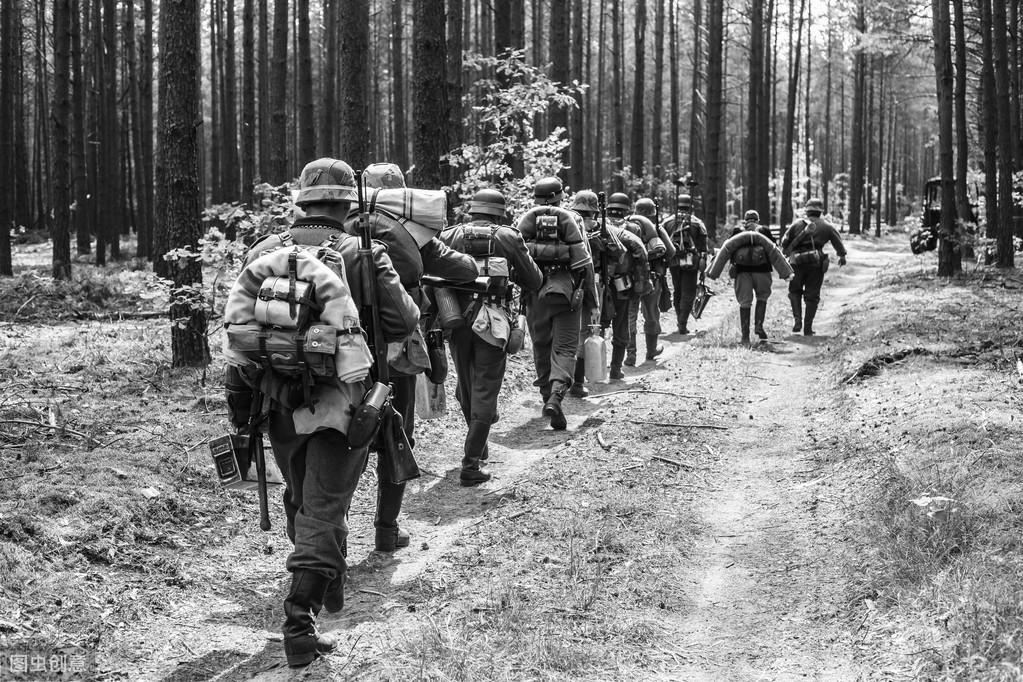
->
[351,169,419,483]
[597,192,610,297]
[248,387,271,531]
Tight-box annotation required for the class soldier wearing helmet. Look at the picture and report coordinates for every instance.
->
[515,177,597,430]
[226,157,420,667]
[780,198,847,336]
[708,209,792,345]
[437,189,542,485]
[662,193,709,335]
[631,197,676,363]
[341,162,477,552]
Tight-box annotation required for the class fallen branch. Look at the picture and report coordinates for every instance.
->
[629,420,727,430]
[596,431,610,450]
[651,454,697,469]
[356,588,386,597]
[0,419,101,445]
[591,389,701,399]
[505,507,535,521]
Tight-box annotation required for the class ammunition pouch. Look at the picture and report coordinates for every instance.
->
[376,405,420,484]
[424,328,448,383]
[347,382,391,449]
[789,249,824,267]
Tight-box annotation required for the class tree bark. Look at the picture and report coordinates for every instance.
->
[688,0,703,186]
[595,0,606,184]
[52,0,73,279]
[412,0,447,189]
[549,0,570,179]
[242,0,256,197]
[0,0,17,275]
[847,0,866,235]
[993,0,1016,267]
[704,0,724,240]
[630,0,647,178]
[932,0,960,275]
[222,0,239,200]
[979,0,998,242]
[746,0,765,217]
[571,0,585,189]
[296,0,315,164]
[779,0,806,227]
[269,0,289,182]
[611,0,624,190]
[258,0,270,180]
[155,0,210,367]
[651,0,664,179]
[390,0,406,167]
[340,0,370,169]
[71,0,90,257]
[951,0,970,233]
[447,0,463,168]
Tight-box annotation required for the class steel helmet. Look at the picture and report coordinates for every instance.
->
[804,198,825,215]
[533,176,564,204]
[607,192,632,213]
[571,190,600,214]
[294,158,357,206]
[364,162,406,189]
[468,188,507,218]
[678,194,693,210]
[634,197,657,217]
[744,209,760,222]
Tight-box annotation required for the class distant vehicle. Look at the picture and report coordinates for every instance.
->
[911,176,978,254]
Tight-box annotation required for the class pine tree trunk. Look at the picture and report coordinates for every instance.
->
[390,0,406,167]
[447,0,463,168]
[71,0,90,256]
[993,0,1016,267]
[210,0,222,203]
[570,0,585,188]
[847,0,866,235]
[340,0,370,169]
[549,0,570,179]
[669,0,680,171]
[258,0,270,180]
[125,0,150,258]
[780,0,805,227]
[52,0,73,279]
[269,0,288,182]
[630,0,646,179]
[952,0,970,233]
[296,0,315,164]
[980,0,999,242]
[140,0,155,253]
[511,0,525,50]
[223,0,240,200]
[651,0,664,179]
[746,0,765,217]
[412,0,448,189]
[688,0,703,185]
[933,0,960,275]
[823,13,832,213]
[704,0,723,240]
[242,0,256,197]
[155,0,210,366]
[594,0,606,184]
[0,0,17,275]
[611,0,624,190]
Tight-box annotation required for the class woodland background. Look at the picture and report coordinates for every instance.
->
[0,0,1021,361]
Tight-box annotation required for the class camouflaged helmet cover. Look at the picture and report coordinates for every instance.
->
[294,158,358,206]
[571,190,600,214]
[634,197,657,217]
[364,162,406,189]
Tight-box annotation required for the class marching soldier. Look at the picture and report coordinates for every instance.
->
[225,158,421,666]
[633,197,676,357]
[516,177,597,430]
[780,198,847,336]
[662,194,709,335]
[706,209,792,345]
[438,189,543,485]
[344,164,479,551]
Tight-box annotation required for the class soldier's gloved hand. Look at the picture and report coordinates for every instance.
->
[590,309,601,326]
[838,255,847,266]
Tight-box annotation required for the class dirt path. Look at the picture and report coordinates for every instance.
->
[102,236,917,681]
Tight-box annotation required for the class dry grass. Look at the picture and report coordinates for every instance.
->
[827,256,1023,679]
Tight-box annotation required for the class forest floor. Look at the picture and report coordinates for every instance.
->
[1,230,1022,681]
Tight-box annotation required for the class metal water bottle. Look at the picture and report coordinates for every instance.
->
[583,325,608,383]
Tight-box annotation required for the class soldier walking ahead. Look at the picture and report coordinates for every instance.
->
[662,193,709,335]
[516,177,596,430]
[438,189,542,485]
[780,198,847,336]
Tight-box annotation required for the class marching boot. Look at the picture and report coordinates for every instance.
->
[460,420,492,486]
[790,295,802,333]
[283,570,337,667]
[677,301,692,334]
[803,301,818,336]
[645,334,664,360]
[542,382,568,430]
[609,346,626,381]
[374,482,409,552]
[624,347,637,367]
[323,572,344,614]
[754,300,768,340]
[569,357,589,397]
[739,307,751,346]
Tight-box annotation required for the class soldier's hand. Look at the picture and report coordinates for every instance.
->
[590,310,600,326]
[838,255,847,266]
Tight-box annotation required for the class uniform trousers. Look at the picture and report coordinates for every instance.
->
[788,263,825,305]
[526,295,582,394]
[376,373,417,531]
[733,271,773,308]
[627,279,663,353]
[269,411,369,580]
[670,265,699,324]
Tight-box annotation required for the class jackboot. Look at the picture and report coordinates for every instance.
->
[624,348,637,367]
[569,358,589,397]
[739,307,751,346]
[460,420,492,486]
[609,346,626,381]
[645,334,664,360]
[374,482,408,551]
[283,570,337,667]
[323,573,344,614]
[677,300,693,334]
[754,300,768,340]
[790,295,802,333]
[803,301,818,336]
[542,382,568,430]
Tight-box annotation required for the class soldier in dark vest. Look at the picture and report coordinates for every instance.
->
[225,158,420,667]
[662,194,709,335]
[706,209,792,345]
[780,198,847,336]
[516,177,597,430]
[343,164,479,551]
[437,189,542,484]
